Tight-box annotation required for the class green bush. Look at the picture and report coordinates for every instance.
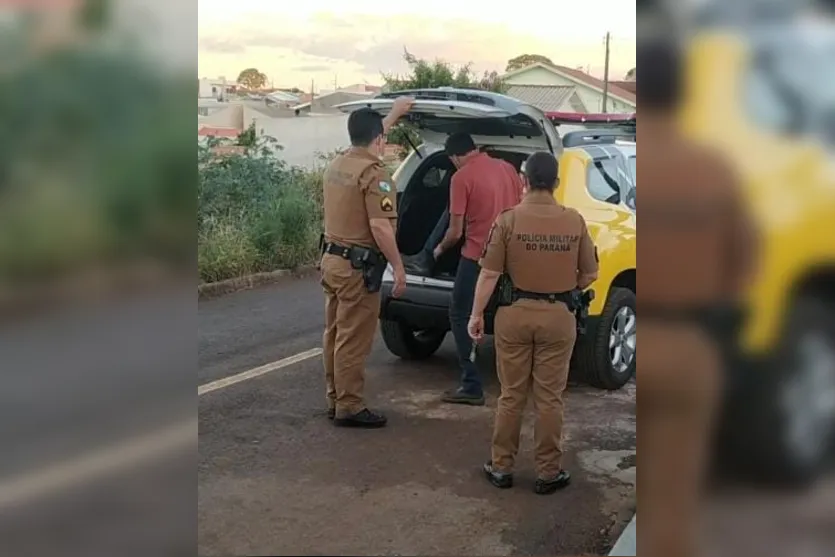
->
[197,136,330,283]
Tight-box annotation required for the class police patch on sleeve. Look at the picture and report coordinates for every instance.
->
[379,181,392,193]
[380,196,394,212]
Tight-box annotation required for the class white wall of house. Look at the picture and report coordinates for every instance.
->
[504,67,635,113]
[199,77,234,100]
[259,115,350,169]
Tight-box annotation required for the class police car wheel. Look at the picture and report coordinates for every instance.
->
[380,319,446,360]
[573,287,636,390]
[726,297,835,486]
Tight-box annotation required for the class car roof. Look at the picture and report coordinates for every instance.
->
[375,87,536,113]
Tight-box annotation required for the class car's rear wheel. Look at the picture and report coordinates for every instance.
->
[573,287,636,390]
[380,319,447,360]
[721,297,835,486]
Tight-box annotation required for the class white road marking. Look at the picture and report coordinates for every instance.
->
[198,347,323,396]
[0,418,196,510]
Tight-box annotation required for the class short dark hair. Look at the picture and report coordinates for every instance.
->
[348,108,384,147]
[524,152,559,191]
[637,36,683,110]
[444,132,476,157]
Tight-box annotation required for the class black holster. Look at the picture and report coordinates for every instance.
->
[347,246,387,294]
[570,289,595,335]
[323,241,387,293]
[493,274,514,307]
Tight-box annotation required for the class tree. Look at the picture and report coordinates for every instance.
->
[625,67,636,81]
[78,0,110,31]
[237,68,267,90]
[382,49,506,157]
[384,49,505,93]
[505,54,554,73]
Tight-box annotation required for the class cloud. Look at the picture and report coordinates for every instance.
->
[199,36,246,55]
[291,64,332,72]
[198,12,636,85]
[200,15,539,74]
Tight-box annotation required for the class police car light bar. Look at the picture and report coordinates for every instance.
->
[562,129,636,148]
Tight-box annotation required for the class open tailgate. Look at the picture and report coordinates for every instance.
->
[335,89,556,152]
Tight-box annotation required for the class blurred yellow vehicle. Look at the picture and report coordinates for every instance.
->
[681,27,835,484]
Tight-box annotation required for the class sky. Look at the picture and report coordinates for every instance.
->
[198,0,636,91]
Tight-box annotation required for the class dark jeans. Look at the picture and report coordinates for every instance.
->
[450,257,483,396]
[424,209,481,395]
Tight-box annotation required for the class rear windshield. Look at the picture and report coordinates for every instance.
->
[412,113,543,137]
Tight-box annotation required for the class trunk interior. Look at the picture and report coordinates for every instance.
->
[395,148,530,279]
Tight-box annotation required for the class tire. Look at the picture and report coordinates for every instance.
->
[720,297,835,487]
[380,319,447,360]
[572,287,636,390]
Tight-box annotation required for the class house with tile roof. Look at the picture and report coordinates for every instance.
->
[502,63,637,114]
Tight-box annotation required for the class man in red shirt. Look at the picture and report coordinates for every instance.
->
[406,132,523,404]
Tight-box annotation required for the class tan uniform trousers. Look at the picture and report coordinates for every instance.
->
[640,320,722,557]
[492,299,577,478]
[320,254,381,417]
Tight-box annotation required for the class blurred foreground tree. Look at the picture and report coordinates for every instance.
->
[505,53,554,72]
[237,68,267,90]
[0,33,194,284]
[625,67,636,80]
[78,0,110,31]
[382,49,505,157]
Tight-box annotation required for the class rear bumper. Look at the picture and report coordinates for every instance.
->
[380,280,452,331]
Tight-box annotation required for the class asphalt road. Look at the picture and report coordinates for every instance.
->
[197,276,637,556]
[0,284,195,557]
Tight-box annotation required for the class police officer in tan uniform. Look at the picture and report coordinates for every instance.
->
[468,151,598,493]
[638,37,758,557]
[321,98,413,428]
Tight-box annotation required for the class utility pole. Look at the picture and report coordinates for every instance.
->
[602,31,611,113]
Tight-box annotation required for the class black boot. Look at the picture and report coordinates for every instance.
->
[534,470,571,494]
[333,408,387,429]
[483,461,513,489]
[403,251,434,277]
[441,388,485,406]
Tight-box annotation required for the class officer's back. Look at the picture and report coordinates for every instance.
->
[323,149,388,251]
[502,187,598,297]
[474,151,598,494]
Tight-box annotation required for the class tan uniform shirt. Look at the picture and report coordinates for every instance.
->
[639,130,757,310]
[322,147,398,250]
[480,191,598,292]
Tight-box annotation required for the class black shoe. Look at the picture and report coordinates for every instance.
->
[534,470,571,494]
[441,389,485,406]
[333,408,387,428]
[483,461,513,489]
[403,252,434,277]
[327,408,335,420]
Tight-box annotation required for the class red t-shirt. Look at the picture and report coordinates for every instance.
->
[449,152,524,261]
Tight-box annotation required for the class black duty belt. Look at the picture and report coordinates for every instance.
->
[323,242,352,259]
[512,289,572,304]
